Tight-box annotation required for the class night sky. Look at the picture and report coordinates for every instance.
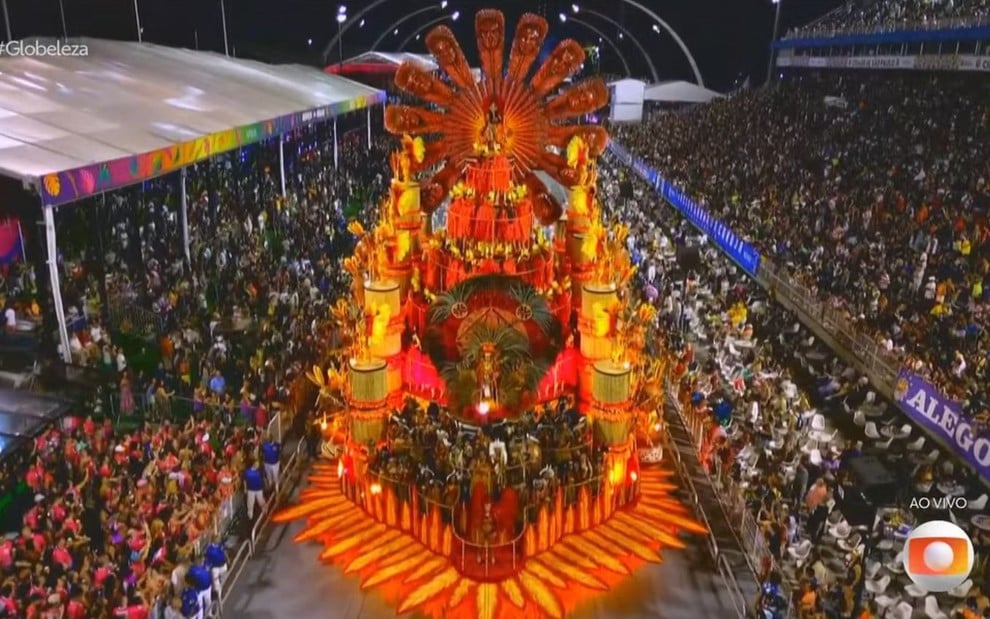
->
[4,0,845,90]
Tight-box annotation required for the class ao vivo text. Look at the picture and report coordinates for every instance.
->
[909,496,968,510]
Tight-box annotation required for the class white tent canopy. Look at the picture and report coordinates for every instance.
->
[0,38,384,195]
[644,80,723,104]
[337,51,439,71]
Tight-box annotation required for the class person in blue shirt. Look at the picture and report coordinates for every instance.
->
[204,542,228,596]
[208,371,226,396]
[261,435,281,489]
[187,562,213,618]
[180,587,200,619]
[244,460,266,520]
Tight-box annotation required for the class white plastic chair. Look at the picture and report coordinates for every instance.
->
[890,601,914,619]
[905,436,925,452]
[864,573,891,595]
[947,578,973,599]
[853,410,867,427]
[924,595,948,619]
[873,436,894,451]
[809,413,827,433]
[865,421,882,439]
[904,583,928,599]
[875,593,900,615]
[969,494,988,511]
[892,424,912,440]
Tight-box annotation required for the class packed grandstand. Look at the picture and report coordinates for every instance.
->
[0,2,988,619]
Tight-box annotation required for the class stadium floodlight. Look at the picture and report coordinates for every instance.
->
[359,18,365,27]
[573,7,658,81]
[337,13,346,23]
[452,10,460,20]
[559,13,567,22]
[394,28,399,34]
[652,24,660,33]
[338,5,347,14]
[572,4,580,13]
[441,0,448,7]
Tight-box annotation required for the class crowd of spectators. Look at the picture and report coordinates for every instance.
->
[0,118,395,617]
[612,72,990,419]
[786,0,990,38]
[54,122,392,424]
[598,156,990,619]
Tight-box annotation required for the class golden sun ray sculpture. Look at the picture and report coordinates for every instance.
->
[385,9,610,219]
[276,463,706,619]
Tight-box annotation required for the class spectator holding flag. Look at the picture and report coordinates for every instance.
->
[261,434,281,489]
[244,459,266,520]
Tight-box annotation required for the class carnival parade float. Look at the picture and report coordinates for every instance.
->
[276,10,705,618]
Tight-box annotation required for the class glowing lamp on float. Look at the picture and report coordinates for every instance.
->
[476,400,491,416]
[370,482,383,496]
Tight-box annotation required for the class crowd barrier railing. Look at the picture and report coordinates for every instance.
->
[106,298,166,338]
[664,378,791,618]
[757,257,901,395]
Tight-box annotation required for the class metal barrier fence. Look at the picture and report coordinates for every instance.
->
[107,391,284,442]
[665,381,792,618]
[105,298,166,338]
[657,388,751,618]
[758,257,901,396]
[139,410,300,619]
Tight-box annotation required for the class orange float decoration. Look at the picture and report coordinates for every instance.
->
[278,10,704,619]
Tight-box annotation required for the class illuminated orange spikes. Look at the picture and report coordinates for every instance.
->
[306,474,341,485]
[564,505,575,535]
[519,571,564,619]
[342,530,406,573]
[397,566,460,614]
[361,552,429,589]
[578,488,591,530]
[546,542,598,571]
[449,579,474,608]
[319,523,388,560]
[524,524,536,556]
[537,505,550,551]
[403,555,447,584]
[500,577,525,609]
[430,509,444,553]
[384,488,398,527]
[400,500,412,532]
[524,560,566,588]
[638,496,692,513]
[564,534,629,574]
[299,498,357,524]
[614,511,686,546]
[372,541,426,571]
[477,582,499,619]
[534,556,607,591]
[599,522,663,562]
[441,525,453,556]
[639,481,680,495]
[637,505,709,536]
[549,502,560,546]
[293,509,363,543]
[297,488,341,501]
[273,496,346,523]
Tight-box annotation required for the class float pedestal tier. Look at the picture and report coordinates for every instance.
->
[348,358,390,444]
[365,281,403,358]
[578,284,617,360]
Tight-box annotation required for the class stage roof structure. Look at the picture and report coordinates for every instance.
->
[0,389,70,454]
[326,51,439,74]
[0,38,386,207]
[644,81,723,104]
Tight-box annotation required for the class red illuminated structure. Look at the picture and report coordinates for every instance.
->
[278,10,704,618]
